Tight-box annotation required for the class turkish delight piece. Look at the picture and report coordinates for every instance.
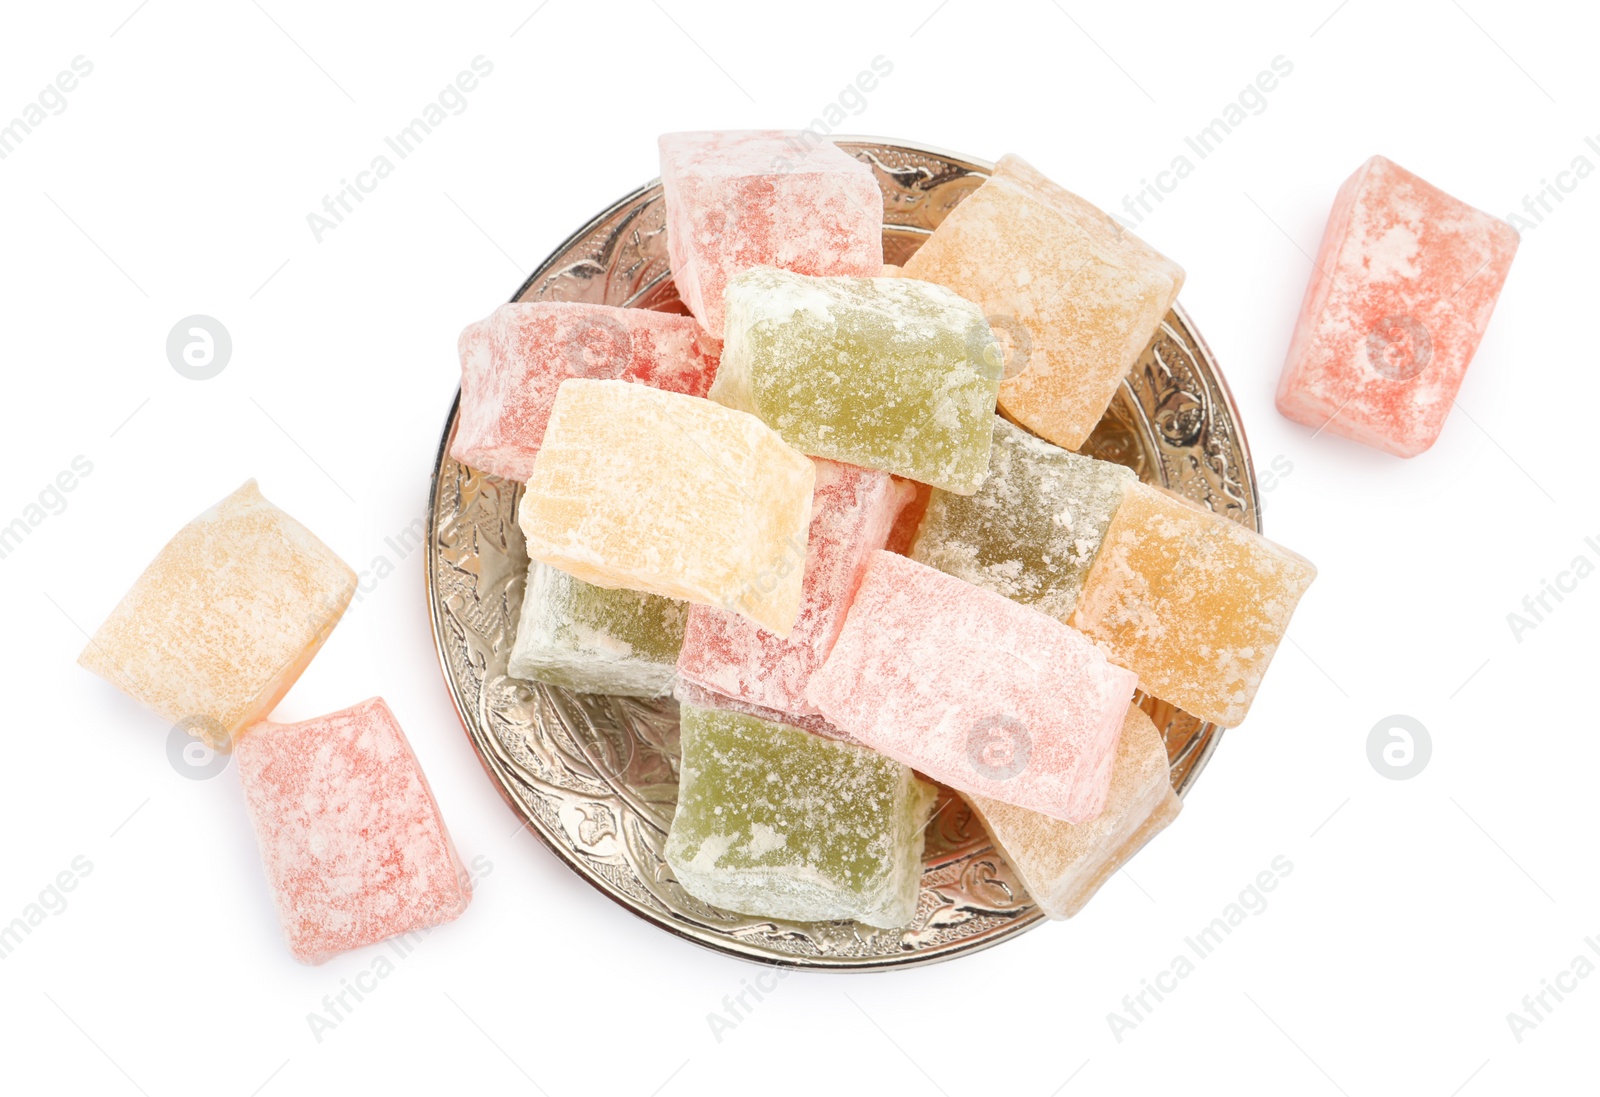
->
[966,704,1180,919]
[78,480,356,749]
[903,154,1184,450]
[1275,155,1519,457]
[805,551,1139,823]
[518,379,815,636]
[910,417,1135,619]
[508,561,687,698]
[236,698,472,964]
[711,267,1003,493]
[676,460,911,717]
[663,701,935,928]
[452,302,721,482]
[658,130,884,338]
[1070,482,1317,727]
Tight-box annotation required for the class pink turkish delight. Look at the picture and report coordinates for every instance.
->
[452,302,720,481]
[658,130,884,337]
[1275,155,1519,457]
[805,551,1139,823]
[676,460,911,718]
[236,698,471,964]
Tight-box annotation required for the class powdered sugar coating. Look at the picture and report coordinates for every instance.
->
[509,561,687,698]
[911,417,1135,619]
[903,154,1184,450]
[658,130,884,338]
[663,701,935,928]
[712,267,1003,493]
[672,679,861,745]
[1070,482,1317,727]
[1275,155,1519,457]
[677,460,911,717]
[236,698,471,964]
[452,302,721,482]
[78,480,356,749]
[805,551,1139,823]
[966,705,1180,919]
[517,380,815,636]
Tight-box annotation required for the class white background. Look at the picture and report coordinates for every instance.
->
[1,1,1594,1094]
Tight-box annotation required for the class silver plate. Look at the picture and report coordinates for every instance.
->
[425,139,1260,970]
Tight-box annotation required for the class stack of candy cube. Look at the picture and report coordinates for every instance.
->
[79,483,474,962]
[455,130,1319,927]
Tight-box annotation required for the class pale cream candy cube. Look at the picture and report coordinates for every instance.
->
[78,481,356,749]
[517,379,815,636]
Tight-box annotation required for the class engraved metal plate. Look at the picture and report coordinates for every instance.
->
[425,139,1260,970]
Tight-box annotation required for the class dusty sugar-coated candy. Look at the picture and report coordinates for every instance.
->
[903,154,1184,450]
[805,551,1139,823]
[1275,155,1519,457]
[236,698,472,964]
[911,417,1135,619]
[451,302,721,482]
[676,460,911,717]
[78,480,356,749]
[711,267,1003,494]
[509,561,687,698]
[673,679,860,745]
[663,701,935,928]
[518,379,815,636]
[658,130,884,338]
[1070,482,1317,727]
[966,705,1180,919]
